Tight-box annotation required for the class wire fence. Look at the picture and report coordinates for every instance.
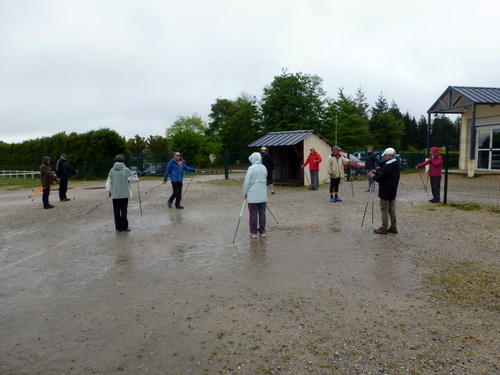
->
[443,137,500,209]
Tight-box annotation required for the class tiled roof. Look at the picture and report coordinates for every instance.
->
[248,130,316,147]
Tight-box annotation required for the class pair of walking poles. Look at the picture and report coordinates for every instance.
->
[233,200,279,243]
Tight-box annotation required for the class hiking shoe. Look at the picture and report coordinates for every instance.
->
[61,198,71,201]
[387,227,398,234]
[260,233,266,237]
[374,227,388,234]
[335,197,342,202]
[124,227,131,232]
[330,197,335,202]
[167,201,172,208]
[308,187,314,190]
[175,206,184,209]
[44,205,54,209]
[271,191,275,194]
[250,233,258,238]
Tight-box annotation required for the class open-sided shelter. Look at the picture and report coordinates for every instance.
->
[248,130,332,186]
[428,86,500,176]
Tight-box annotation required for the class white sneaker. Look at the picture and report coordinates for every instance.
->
[250,233,258,238]
[260,233,266,237]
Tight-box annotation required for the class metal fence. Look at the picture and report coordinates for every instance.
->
[443,137,500,208]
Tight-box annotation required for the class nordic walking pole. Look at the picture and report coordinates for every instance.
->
[30,190,45,200]
[29,185,48,198]
[361,188,374,227]
[183,173,196,197]
[302,167,310,187]
[233,199,246,244]
[144,183,164,194]
[266,204,279,224]
[87,195,111,215]
[417,169,429,194]
[137,180,143,218]
[73,174,78,200]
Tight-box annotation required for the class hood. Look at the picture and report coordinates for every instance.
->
[112,162,126,171]
[248,152,262,165]
[42,156,51,165]
[430,147,440,155]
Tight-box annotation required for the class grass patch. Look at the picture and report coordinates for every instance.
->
[424,259,500,312]
[0,178,41,190]
[448,202,481,210]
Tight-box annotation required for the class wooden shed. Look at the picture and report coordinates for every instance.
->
[248,130,332,186]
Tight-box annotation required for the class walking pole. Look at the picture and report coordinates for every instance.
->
[87,195,111,215]
[266,204,279,224]
[417,169,429,194]
[29,185,48,198]
[361,188,374,227]
[183,173,195,197]
[73,174,78,200]
[303,168,311,187]
[233,199,246,244]
[137,180,143,218]
[144,183,164,194]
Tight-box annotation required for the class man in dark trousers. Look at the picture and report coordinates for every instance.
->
[260,147,275,194]
[162,152,197,209]
[55,153,78,201]
[368,147,400,235]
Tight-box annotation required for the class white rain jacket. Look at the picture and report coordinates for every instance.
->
[243,152,268,203]
[106,162,138,199]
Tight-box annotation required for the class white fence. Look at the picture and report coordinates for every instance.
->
[0,170,40,179]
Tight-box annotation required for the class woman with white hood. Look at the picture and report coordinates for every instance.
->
[243,152,268,238]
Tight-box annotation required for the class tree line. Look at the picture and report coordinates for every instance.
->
[1,69,460,172]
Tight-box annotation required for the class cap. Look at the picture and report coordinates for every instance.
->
[332,146,341,151]
[382,147,396,156]
[173,152,181,156]
[261,147,267,151]
[61,153,67,157]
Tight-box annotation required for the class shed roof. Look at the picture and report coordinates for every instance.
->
[428,86,500,114]
[248,130,321,147]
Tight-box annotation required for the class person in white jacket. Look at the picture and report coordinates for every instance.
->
[327,146,350,202]
[106,154,138,232]
[243,152,268,238]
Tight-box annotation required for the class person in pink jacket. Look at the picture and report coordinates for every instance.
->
[302,148,322,190]
[416,147,443,203]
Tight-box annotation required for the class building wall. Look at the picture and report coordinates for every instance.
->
[459,105,500,171]
[302,133,332,184]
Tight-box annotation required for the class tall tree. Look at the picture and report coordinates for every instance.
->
[354,86,370,119]
[324,88,369,149]
[260,69,326,133]
[125,134,147,154]
[372,113,405,150]
[166,114,207,138]
[147,135,168,153]
[400,112,419,150]
[431,115,459,147]
[208,93,260,153]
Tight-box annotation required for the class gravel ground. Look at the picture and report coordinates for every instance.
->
[1,172,499,375]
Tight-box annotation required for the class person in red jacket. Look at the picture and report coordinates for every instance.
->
[416,146,443,203]
[302,148,322,190]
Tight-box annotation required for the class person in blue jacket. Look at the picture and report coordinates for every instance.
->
[243,152,268,238]
[162,152,197,209]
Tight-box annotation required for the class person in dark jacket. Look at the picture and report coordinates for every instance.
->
[368,147,400,234]
[365,147,379,192]
[40,156,60,209]
[55,153,78,201]
[416,146,443,203]
[162,152,197,209]
[260,147,275,194]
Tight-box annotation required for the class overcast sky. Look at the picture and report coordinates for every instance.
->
[1,0,499,144]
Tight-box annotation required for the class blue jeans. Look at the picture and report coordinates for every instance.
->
[310,170,319,189]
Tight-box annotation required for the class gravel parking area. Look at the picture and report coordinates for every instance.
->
[1,173,499,374]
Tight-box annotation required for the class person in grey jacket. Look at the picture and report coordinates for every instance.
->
[243,152,268,238]
[106,154,138,232]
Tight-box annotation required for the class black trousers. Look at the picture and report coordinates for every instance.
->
[112,198,129,231]
[430,176,441,202]
[42,185,50,207]
[59,178,68,200]
[329,177,341,194]
[169,181,183,207]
